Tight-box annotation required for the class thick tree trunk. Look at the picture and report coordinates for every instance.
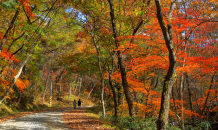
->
[155,0,177,130]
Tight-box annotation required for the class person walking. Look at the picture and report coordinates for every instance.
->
[78,99,81,107]
[73,99,77,109]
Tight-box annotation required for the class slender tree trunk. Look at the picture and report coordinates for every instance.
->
[74,75,80,94]
[186,74,194,123]
[108,64,118,122]
[69,77,73,104]
[43,72,50,103]
[91,33,105,118]
[179,75,185,130]
[78,77,82,96]
[87,82,96,99]
[108,0,135,118]
[186,74,193,111]
[69,85,72,104]
[155,0,178,130]
[50,69,53,106]
[144,91,150,119]
[117,84,122,106]
[154,77,159,88]
[58,74,62,99]
[202,73,215,115]
[50,52,54,106]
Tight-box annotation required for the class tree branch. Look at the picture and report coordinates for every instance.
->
[0,7,20,54]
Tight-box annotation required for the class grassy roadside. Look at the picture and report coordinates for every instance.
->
[85,106,116,129]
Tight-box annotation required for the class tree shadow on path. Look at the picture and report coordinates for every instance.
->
[62,107,113,130]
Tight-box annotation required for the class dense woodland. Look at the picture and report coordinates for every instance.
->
[0,0,217,130]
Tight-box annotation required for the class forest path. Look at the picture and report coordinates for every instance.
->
[0,106,111,130]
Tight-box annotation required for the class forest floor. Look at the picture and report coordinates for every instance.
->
[0,106,114,130]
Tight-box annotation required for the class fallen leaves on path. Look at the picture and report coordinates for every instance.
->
[0,107,71,123]
[62,108,114,130]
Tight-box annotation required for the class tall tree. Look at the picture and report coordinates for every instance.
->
[107,0,136,118]
[154,0,177,129]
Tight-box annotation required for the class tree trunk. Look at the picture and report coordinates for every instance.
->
[202,73,215,115]
[108,0,135,118]
[155,0,177,130]
[108,64,118,122]
[50,52,54,106]
[78,77,82,96]
[186,74,193,111]
[91,33,105,118]
[74,75,80,94]
[69,85,72,104]
[87,82,96,99]
[50,69,53,106]
[186,74,195,123]
[58,74,62,99]
[179,75,185,130]
[117,84,122,106]
[43,72,50,103]
[69,77,73,104]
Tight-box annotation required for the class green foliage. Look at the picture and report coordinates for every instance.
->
[110,116,156,130]
[185,121,211,130]
[0,0,16,9]
[70,95,75,99]
[86,106,102,115]
[39,84,44,91]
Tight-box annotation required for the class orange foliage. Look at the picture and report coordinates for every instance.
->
[0,48,20,63]
[19,0,35,18]
[15,79,27,91]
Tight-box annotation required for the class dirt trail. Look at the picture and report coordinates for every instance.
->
[0,106,112,130]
